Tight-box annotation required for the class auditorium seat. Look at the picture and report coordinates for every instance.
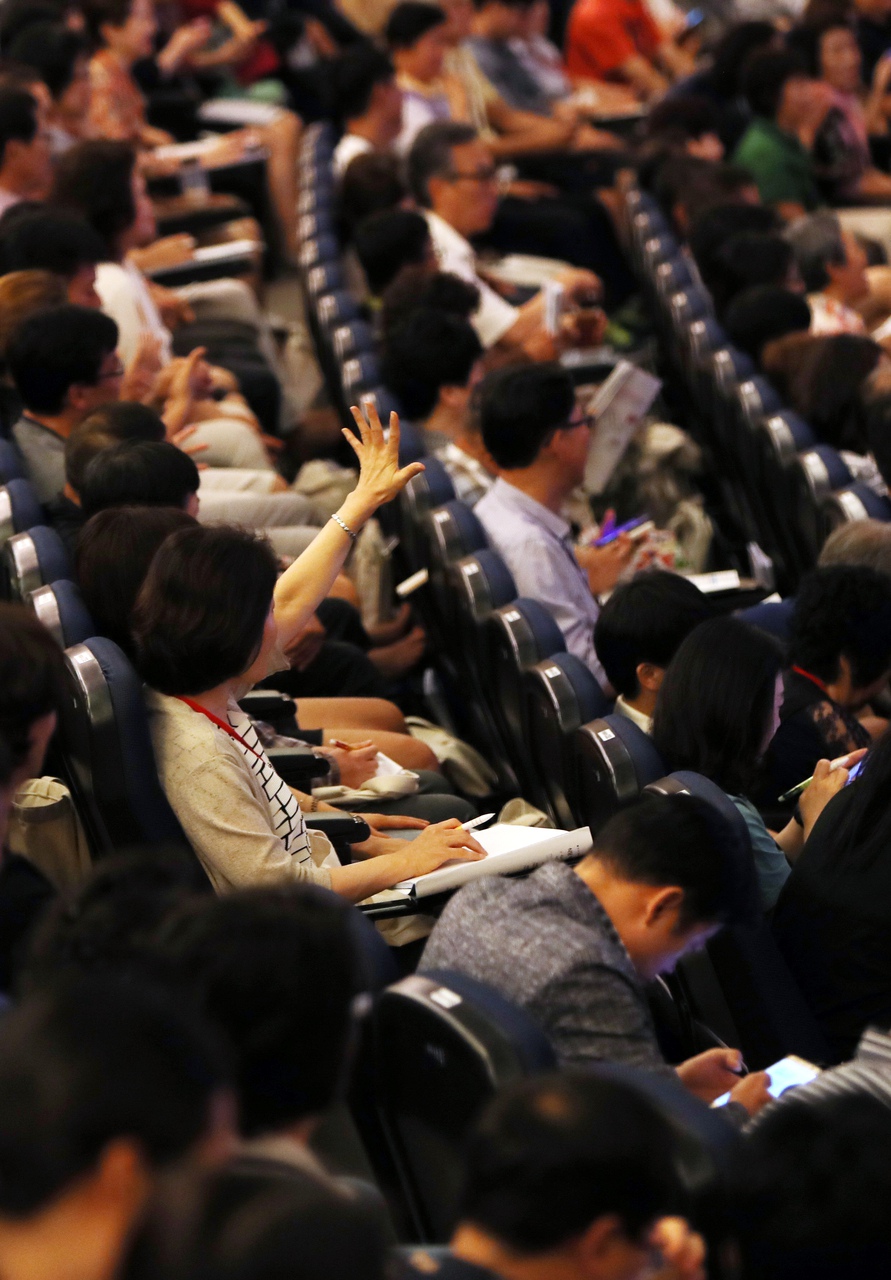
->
[30,579,94,649]
[368,969,556,1241]
[523,653,612,828]
[0,440,25,483]
[574,713,665,833]
[0,479,42,550]
[739,597,795,642]
[3,526,70,602]
[822,481,891,530]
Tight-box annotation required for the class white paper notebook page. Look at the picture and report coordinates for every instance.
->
[394,825,593,897]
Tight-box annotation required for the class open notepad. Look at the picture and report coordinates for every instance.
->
[393,824,593,899]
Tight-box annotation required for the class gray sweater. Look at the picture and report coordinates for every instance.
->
[421,861,671,1074]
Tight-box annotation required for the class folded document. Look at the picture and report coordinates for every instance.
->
[394,824,593,899]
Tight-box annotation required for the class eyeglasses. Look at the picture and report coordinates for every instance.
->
[558,412,596,432]
[446,165,498,184]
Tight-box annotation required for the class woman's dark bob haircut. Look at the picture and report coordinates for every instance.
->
[131,526,278,696]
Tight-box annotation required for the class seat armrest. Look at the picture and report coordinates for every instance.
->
[238,690,298,733]
[267,745,328,786]
[306,812,371,843]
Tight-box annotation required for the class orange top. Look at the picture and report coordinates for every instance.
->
[87,49,146,142]
[565,0,662,81]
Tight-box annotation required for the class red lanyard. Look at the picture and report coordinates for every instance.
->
[791,665,830,696]
[175,696,264,761]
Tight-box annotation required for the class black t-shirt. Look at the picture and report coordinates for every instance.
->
[0,852,55,992]
[772,785,891,1063]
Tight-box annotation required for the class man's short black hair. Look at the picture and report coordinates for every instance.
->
[65,404,165,494]
[0,88,38,170]
[593,791,754,926]
[724,285,811,360]
[0,209,107,278]
[689,201,781,280]
[461,1071,680,1253]
[353,208,431,296]
[707,232,796,318]
[735,1094,891,1279]
[132,525,278,696]
[479,363,575,469]
[593,573,714,699]
[742,49,808,120]
[0,603,65,770]
[327,45,395,124]
[79,440,200,518]
[383,307,482,419]
[408,120,478,207]
[339,152,407,237]
[51,139,137,258]
[381,266,480,338]
[157,886,359,1136]
[8,22,87,100]
[7,304,118,414]
[645,94,720,142]
[386,1,447,49]
[0,976,229,1217]
[790,564,891,689]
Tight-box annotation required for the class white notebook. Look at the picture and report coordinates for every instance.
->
[584,361,662,495]
[394,824,593,899]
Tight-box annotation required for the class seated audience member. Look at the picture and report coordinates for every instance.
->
[784,210,871,334]
[653,155,762,240]
[7,22,92,155]
[353,208,435,298]
[51,140,284,443]
[733,51,824,218]
[158,886,363,1183]
[706,232,802,318]
[667,21,780,152]
[423,792,770,1114]
[387,1,465,153]
[787,17,891,202]
[380,265,480,338]
[407,121,616,349]
[0,209,107,307]
[593,573,713,734]
[78,439,200,518]
[475,363,633,687]
[74,503,451,790]
[0,605,67,991]
[121,1169,388,1280]
[652,616,851,910]
[330,45,405,178]
[734,1094,891,1274]
[0,977,234,1280]
[636,95,726,188]
[0,269,67,392]
[773,729,891,1060]
[762,333,887,486]
[130,410,486,898]
[338,152,410,240]
[404,1071,707,1280]
[0,89,54,217]
[688,201,783,288]
[818,515,891,573]
[724,286,812,363]
[565,0,692,100]
[762,565,891,803]
[8,304,122,503]
[382,307,495,504]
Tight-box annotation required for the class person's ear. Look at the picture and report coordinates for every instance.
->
[643,885,685,930]
[636,662,665,694]
[440,382,469,410]
[572,1213,642,1278]
[67,383,91,414]
[92,1138,152,1212]
[427,173,448,206]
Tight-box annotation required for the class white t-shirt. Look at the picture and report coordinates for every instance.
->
[333,132,373,178]
[423,209,518,348]
[96,258,173,366]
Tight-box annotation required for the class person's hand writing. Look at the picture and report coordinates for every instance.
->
[343,404,425,521]
[384,819,486,875]
[326,741,378,788]
[575,535,634,595]
[798,754,857,835]
[676,1047,747,1104]
[648,1217,707,1280]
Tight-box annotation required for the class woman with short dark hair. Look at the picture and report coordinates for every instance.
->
[132,408,485,900]
[652,616,854,909]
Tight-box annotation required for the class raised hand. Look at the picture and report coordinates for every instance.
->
[344,403,425,518]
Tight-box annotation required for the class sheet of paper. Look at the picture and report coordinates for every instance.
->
[395,824,594,898]
[584,361,662,495]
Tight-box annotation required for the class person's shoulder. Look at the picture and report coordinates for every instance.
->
[146,691,241,772]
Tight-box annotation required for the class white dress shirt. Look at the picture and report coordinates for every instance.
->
[423,209,518,348]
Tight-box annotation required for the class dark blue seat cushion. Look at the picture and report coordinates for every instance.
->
[49,579,95,648]
[515,598,566,659]
[550,651,611,722]
[423,968,557,1073]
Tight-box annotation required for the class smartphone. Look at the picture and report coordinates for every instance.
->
[846,757,866,785]
[594,515,651,546]
[712,1055,820,1108]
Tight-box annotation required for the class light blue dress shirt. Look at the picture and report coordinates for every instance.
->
[475,477,607,687]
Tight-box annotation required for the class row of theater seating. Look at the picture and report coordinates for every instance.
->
[619,179,891,593]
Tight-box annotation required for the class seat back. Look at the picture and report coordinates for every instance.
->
[425,500,488,637]
[371,969,556,1241]
[739,598,795,642]
[523,653,611,827]
[59,637,188,859]
[30,579,95,649]
[3,526,70,602]
[397,461,456,574]
[823,481,891,530]
[0,479,42,549]
[0,439,24,483]
[575,713,665,832]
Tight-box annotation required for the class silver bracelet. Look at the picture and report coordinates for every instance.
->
[330,512,357,542]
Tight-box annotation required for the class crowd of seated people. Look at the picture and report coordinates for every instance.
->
[7,0,891,1274]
